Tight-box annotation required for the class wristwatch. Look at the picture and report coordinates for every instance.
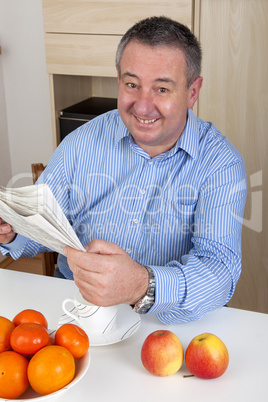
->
[133,266,155,314]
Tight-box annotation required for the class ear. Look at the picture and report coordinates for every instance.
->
[187,76,203,109]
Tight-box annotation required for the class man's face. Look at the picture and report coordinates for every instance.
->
[117,41,202,158]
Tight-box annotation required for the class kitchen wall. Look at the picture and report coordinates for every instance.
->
[0,0,53,189]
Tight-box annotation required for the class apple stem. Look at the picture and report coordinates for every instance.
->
[183,374,195,378]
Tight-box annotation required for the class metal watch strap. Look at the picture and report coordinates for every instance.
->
[133,266,155,314]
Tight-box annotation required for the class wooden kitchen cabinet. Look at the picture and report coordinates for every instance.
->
[196,0,268,314]
[42,0,193,35]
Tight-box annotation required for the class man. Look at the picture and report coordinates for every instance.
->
[0,17,247,323]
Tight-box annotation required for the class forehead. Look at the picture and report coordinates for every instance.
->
[120,41,187,80]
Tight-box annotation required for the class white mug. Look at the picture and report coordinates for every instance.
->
[62,291,118,335]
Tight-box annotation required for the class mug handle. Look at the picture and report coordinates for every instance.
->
[62,298,81,325]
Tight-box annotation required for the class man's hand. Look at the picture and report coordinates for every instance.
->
[0,218,16,244]
[64,239,149,307]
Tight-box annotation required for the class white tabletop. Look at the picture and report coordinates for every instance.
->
[0,268,267,402]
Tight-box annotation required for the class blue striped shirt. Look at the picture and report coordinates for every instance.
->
[1,109,247,323]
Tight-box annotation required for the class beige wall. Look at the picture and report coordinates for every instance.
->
[0,0,53,188]
[0,54,12,187]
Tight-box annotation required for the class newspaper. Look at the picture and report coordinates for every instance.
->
[0,184,86,255]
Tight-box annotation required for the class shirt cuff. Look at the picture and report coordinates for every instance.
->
[146,264,186,315]
[0,234,28,257]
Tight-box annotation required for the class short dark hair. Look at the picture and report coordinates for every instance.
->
[116,16,202,88]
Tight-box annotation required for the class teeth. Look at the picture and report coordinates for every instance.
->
[136,117,157,124]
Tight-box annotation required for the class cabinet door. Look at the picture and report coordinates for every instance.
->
[198,0,268,313]
[45,34,121,77]
[43,0,193,34]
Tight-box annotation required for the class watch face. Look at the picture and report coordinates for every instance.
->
[134,296,154,314]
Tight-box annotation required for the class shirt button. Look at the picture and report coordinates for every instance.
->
[133,218,139,224]
[148,160,153,165]
[140,189,145,194]
[126,248,132,254]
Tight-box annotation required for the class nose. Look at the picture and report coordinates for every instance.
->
[134,89,155,116]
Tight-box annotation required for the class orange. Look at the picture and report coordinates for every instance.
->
[55,324,89,358]
[28,345,75,395]
[0,350,29,399]
[0,316,15,353]
[13,308,48,329]
[10,322,49,355]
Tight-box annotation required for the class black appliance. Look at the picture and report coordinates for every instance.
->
[59,97,117,141]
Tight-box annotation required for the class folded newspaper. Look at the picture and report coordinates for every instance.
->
[0,184,86,255]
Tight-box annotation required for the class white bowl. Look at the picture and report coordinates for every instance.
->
[0,351,90,401]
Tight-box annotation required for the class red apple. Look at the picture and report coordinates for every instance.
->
[141,330,184,376]
[185,333,229,379]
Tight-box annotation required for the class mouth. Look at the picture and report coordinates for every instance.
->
[135,116,158,124]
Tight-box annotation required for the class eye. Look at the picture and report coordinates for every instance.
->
[127,82,137,89]
[158,87,168,94]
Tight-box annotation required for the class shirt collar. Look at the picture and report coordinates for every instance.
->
[114,108,199,160]
[115,113,130,145]
[175,109,199,160]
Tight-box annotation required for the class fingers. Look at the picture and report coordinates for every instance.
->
[64,242,149,306]
[0,219,16,244]
[64,246,108,305]
[85,239,126,256]
[64,243,122,274]
[64,246,100,272]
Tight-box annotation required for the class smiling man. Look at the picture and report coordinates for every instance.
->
[0,17,247,323]
[117,40,202,157]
